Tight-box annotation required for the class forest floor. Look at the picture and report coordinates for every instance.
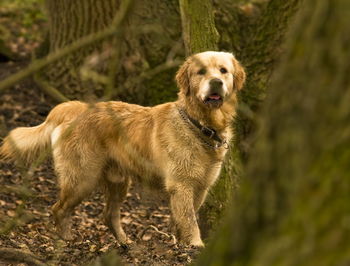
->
[0,62,201,265]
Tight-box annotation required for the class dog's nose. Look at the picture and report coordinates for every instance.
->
[209,78,223,88]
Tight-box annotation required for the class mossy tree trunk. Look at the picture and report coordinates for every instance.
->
[178,0,224,237]
[231,0,302,156]
[197,0,350,264]
[179,0,219,56]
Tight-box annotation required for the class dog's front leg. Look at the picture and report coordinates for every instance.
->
[169,185,204,247]
[193,188,209,213]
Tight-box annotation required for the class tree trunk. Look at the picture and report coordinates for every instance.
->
[197,0,350,264]
[45,0,120,99]
[233,0,302,157]
[179,0,226,238]
[179,0,219,56]
[44,0,183,103]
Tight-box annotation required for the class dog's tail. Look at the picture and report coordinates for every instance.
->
[0,121,54,166]
[0,101,87,166]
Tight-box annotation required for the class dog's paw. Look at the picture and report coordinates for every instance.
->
[189,239,205,248]
[115,229,132,244]
[179,238,205,248]
[118,237,133,251]
[119,237,133,245]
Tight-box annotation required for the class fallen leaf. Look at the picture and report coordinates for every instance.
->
[89,244,97,252]
[142,233,152,241]
[7,210,16,217]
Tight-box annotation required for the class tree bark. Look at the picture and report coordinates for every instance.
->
[44,0,183,103]
[197,0,350,264]
[235,0,302,157]
[45,0,120,99]
[179,0,219,56]
[179,0,227,238]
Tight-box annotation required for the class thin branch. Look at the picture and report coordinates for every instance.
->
[104,0,136,100]
[139,59,182,80]
[166,38,183,62]
[148,225,177,245]
[104,33,123,100]
[0,248,46,266]
[0,0,134,94]
[33,73,70,103]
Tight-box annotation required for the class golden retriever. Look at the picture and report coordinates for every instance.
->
[0,51,245,247]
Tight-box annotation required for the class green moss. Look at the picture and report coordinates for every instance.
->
[179,0,219,54]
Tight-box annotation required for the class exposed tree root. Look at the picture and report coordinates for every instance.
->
[0,248,46,266]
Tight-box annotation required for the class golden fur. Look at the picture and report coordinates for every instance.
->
[0,51,245,247]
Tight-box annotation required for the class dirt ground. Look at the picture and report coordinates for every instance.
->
[0,62,201,265]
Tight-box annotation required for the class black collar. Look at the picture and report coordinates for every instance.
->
[178,108,228,149]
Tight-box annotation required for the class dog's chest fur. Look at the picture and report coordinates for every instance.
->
[119,104,228,190]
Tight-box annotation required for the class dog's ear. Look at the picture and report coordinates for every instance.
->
[232,57,246,91]
[176,60,190,96]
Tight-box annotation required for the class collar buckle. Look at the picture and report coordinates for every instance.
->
[178,108,229,149]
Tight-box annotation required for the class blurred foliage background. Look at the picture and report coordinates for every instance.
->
[0,0,46,58]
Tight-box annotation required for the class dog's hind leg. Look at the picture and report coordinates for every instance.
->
[102,162,131,245]
[52,175,97,240]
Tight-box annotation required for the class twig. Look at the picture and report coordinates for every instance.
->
[0,248,46,266]
[139,59,182,81]
[104,0,136,100]
[149,225,170,237]
[0,0,134,94]
[33,73,70,103]
[113,58,181,97]
[148,225,177,245]
[166,39,183,62]
[80,67,110,85]
[104,31,123,100]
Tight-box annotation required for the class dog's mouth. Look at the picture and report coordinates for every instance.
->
[204,93,223,107]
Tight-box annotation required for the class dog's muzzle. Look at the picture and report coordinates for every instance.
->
[204,78,225,108]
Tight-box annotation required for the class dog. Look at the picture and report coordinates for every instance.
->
[0,51,245,247]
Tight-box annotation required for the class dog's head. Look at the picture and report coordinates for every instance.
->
[176,51,246,109]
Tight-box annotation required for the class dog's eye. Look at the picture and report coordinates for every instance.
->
[220,67,228,74]
[197,68,206,75]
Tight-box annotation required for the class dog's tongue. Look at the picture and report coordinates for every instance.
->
[208,95,221,100]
